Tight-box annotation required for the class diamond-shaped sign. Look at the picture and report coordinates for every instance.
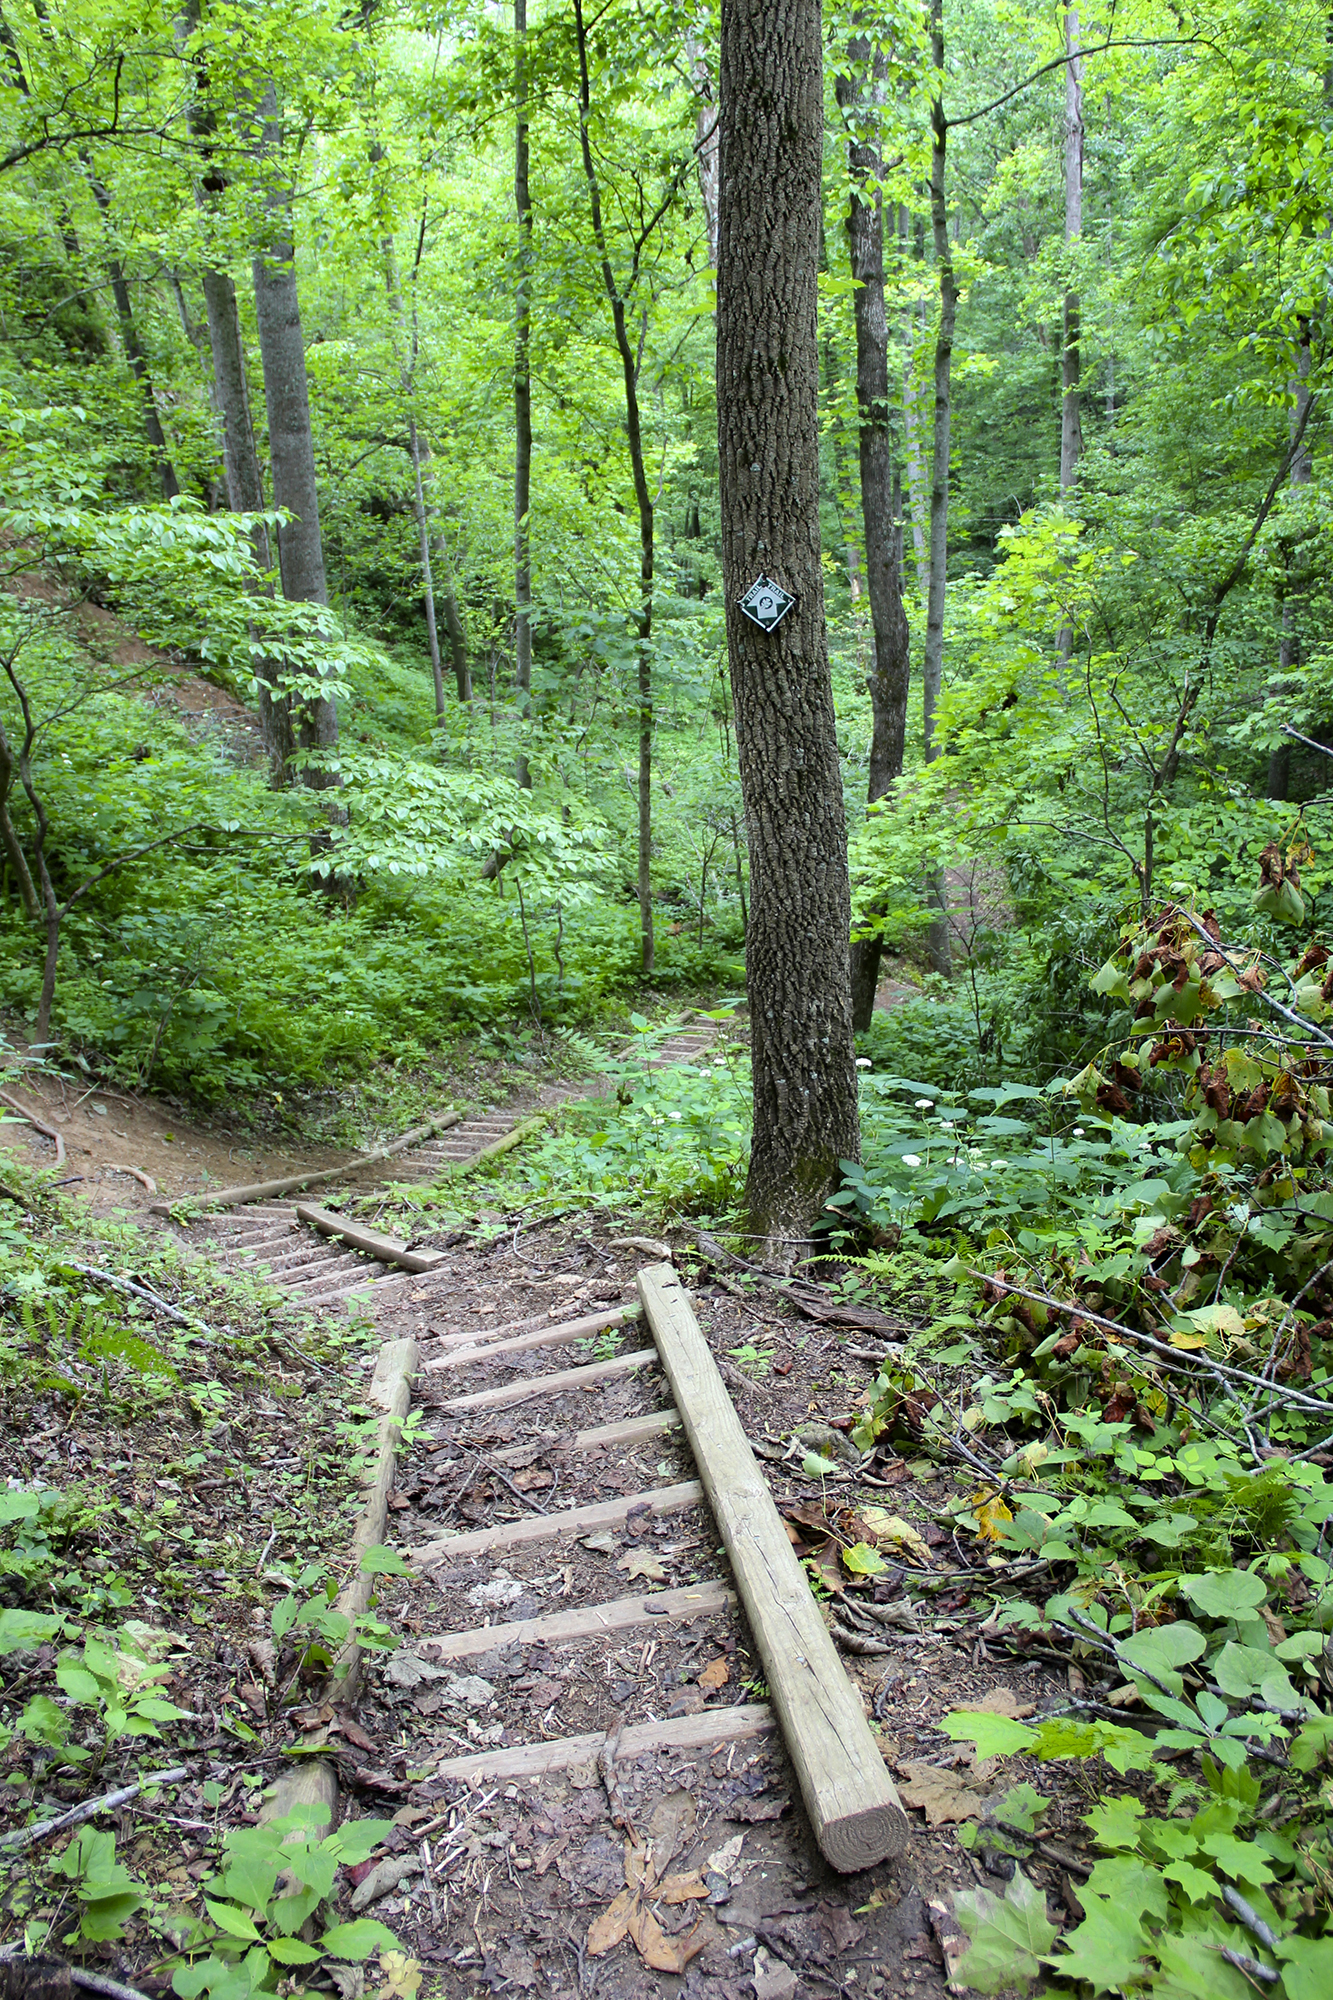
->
[738,574,796,633]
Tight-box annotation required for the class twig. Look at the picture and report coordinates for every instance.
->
[63,1262,210,1333]
[0,1765,187,1852]
[479,1455,550,1517]
[0,1087,65,1165]
[1217,1946,1279,1984]
[1221,1884,1282,1953]
[103,1162,158,1194]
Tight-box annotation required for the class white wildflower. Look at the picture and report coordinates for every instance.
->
[915,1098,934,1110]
[856,1057,872,1069]
[901,1153,922,1167]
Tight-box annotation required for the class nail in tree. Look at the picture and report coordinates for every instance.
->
[716,0,860,1251]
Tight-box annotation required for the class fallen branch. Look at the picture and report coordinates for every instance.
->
[0,1088,65,1166]
[104,1162,157,1194]
[63,1262,207,1333]
[147,1109,464,1215]
[0,1765,186,1852]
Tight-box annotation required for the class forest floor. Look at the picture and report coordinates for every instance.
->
[0,1049,1075,2000]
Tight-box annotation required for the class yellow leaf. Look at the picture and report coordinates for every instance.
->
[970,1489,1013,1543]
[1168,1332,1209,1351]
[375,1955,422,2000]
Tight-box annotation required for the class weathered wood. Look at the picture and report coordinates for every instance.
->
[428,1304,632,1352]
[490,1409,679,1465]
[296,1203,446,1274]
[637,1262,908,1872]
[408,1478,701,1564]
[433,1702,774,1784]
[259,1757,338,1831]
[424,1304,636,1371]
[439,1346,657,1413]
[431,1115,545,1179]
[0,1090,65,1167]
[326,1337,418,1698]
[423,1580,734,1662]
[148,1111,463,1213]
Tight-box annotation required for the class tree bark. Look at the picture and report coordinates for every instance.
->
[1059,1,1083,495]
[899,206,929,606]
[836,25,912,1031]
[443,583,471,702]
[920,3,954,977]
[717,0,860,1249]
[686,23,720,269]
[249,82,339,788]
[410,418,447,725]
[574,0,656,978]
[514,0,534,787]
[1267,331,1313,800]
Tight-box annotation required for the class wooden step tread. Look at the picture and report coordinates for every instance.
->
[408,1478,702,1563]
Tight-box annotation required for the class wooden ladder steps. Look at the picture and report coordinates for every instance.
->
[438,1346,658,1413]
[423,1304,636,1371]
[431,1702,775,1786]
[408,1477,700,1564]
[420,1580,735,1664]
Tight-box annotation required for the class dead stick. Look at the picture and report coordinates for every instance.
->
[0,1088,65,1166]
[0,1765,186,1852]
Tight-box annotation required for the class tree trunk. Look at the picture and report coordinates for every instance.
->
[410,418,447,725]
[514,0,534,788]
[836,25,912,1032]
[1059,1,1083,495]
[1267,332,1313,800]
[87,179,179,501]
[686,24,720,269]
[574,0,656,977]
[249,83,339,788]
[921,2,953,977]
[443,584,471,702]
[717,0,860,1250]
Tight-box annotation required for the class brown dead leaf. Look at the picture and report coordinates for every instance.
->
[627,1902,706,1974]
[535,1834,569,1877]
[896,1761,988,1828]
[975,1686,1036,1721]
[659,1871,708,1904]
[333,1713,378,1754]
[624,1838,653,1894]
[646,1790,696,1874]
[697,1657,729,1692]
[586,1888,635,1956]
[238,1682,266,1721]
[617,1551,668,1584]
[511,1467,554,1491]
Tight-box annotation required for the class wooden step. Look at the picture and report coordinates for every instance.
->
[438,1347,657,1413]
[408,1478,702,1564]
[422,1580,734,1664]
[432,1703,773,1785]
[423,1305,635,1372]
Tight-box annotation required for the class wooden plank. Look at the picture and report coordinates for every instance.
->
[433,1702,774,1785]
[407,1479,702,1564]
[296,1203,447,1273]
[429,1116,546,1180]
[439,1347,657,1413]
[148,1112,463,1214]
[422,1580,735,1663]
[327,1337,419,1699]
[490,1410,679,1465]
[432,1302,637,1354]
[637,1262,908,1873]
[424,1306,637,1372]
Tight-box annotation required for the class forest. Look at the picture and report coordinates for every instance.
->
[2,0,1333,1996]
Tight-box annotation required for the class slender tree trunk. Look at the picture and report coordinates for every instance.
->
[86,179,179,501]
[0,721,38,920]
[514,0,534,788]
[718,0,859,1250]
[1267,333,1314,800]
[900,207,929,606]
[822,331,864,604]
[921,2,954,976]
[686,23,720,269]
[837,24,912,1031]
[1059,2,1083,495]
[409,418,447,724]
[574,0,656,977]
[442,583,471,702]
[249,83,339,788]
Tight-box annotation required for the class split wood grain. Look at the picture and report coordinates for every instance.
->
[407,1478,702,1564]
[438,1346,657,1412]
[637,1261,908,1873]
[296,1203,447,1273]
[327,1336,418,1698]
[421,1579,735,1662]
[432,1701,774,1784]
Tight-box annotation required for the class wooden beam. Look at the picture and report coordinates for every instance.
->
[407,1479,702,1564]
[296,1204,447,1274]
[433,1702,774,1784]
[327,1337,418,1698]
[438,1347,657,1413]
[148,1111,464,1214]
[637,1262,908,1873]
[422,1580,734,1662]
[430,1115,546,1179]
[424,1305,636,1372]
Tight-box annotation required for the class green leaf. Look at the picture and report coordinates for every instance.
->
[318,1920,400,1961]
[78,1891,144,1941]
[1212,1641,1304,1709]
[0,1491,39,1523]
[359,1544,412,1577]
[842,1540,888,1577]
[1118,1620,1206,1694]
[993,1783,1047,1834]
[1084,1795,1145,1851]
[1044,1901,1149,1994]
[265,1939,324,1966]
[941,1710,1037,1760]
[1180,1570,1268,1619]
[205,1899,262,1943]
[953,1867,1058,1993]
[327,1820,395,1867]
[0,1608,62,1652]
[1277,1935,1333,2000]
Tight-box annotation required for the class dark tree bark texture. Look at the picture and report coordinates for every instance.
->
[717,0,860,1248]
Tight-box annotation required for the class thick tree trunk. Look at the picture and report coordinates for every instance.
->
[1059,2,1083,496]
[574,0,656,977]
[87,179,179,501]
[514,0,534,787]
[249,84,339,788]
[686,24,720,269]
[1267,335,1313,800]
[718,0,860,1249]
[836,26,912,1031]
